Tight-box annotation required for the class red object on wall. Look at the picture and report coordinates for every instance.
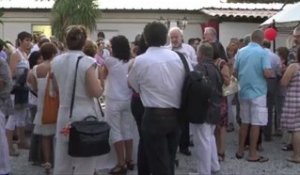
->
[264,28,277,41]
[201,20,220,40]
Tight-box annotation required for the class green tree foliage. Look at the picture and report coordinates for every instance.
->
[51,0,100,41]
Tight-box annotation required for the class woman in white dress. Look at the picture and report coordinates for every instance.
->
[101,35,134,175]
[27,43,58,172]
[52,25,103,175]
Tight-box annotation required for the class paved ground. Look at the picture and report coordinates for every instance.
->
[10,130,300,175]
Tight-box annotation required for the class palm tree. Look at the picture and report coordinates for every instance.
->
[51,0,100,41]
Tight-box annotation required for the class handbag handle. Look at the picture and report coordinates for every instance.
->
[96,98,105,117]
[83,116,98,121]
[69,56,83,119]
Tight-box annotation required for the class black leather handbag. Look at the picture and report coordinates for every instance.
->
[68,56,110,157]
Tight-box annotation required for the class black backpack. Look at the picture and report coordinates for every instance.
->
[11,67,29,105]
[177,52,222,124]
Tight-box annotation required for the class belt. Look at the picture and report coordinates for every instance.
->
[144,107,179,115]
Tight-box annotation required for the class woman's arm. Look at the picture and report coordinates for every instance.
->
[9,52,19,78]
[86,64,103,98]
[27,70,37,92]
[221,64,231,86]
[281,63,298,87]
[100,65,108,80]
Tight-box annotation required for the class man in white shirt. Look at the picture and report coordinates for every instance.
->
[167,27,197,66]
[128,22,186,175]
[167,27,197,156]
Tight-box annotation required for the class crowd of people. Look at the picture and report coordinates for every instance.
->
[0,22,300,175]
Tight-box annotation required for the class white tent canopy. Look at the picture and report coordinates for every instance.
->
[261,2,300,27]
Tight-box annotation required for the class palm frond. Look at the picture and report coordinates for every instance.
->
[51,0,101,41]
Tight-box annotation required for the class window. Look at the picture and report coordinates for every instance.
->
[32,24,52,38]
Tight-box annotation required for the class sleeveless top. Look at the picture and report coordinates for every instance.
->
[15,48,30,82]
[32,66,47,125]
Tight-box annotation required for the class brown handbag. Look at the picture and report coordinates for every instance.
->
[42,74,59,124]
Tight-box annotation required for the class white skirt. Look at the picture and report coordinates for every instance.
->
[33,124,56,136]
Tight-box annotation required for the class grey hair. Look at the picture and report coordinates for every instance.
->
[293,26,300,35]
[198,42,214,58]
[204,27,217,36]
[168,27,183,36]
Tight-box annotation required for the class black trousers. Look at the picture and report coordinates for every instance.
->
[264,78,278,140]
[142,107,180,175]
[130,96,149,175]
[179,120,190,151]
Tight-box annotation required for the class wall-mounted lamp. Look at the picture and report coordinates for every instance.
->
[159,16,170,29]
[177,17,188,30]
[159,16,188,30]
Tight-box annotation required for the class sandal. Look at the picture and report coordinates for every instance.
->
[42,162,52,174]
[218,153,225,161]
[287,157,300,164]
[247,156,269,163]
[282,144,293,151]
[109,164,127,175]
[126,160,135,170]
[226,123,234,132]
[235,152,244,159]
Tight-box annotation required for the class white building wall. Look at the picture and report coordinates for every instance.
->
[1,22,32,44]
[1,11,207,46]
[219,22,259,47]
[220,22,290,50]
[92,22,203,43]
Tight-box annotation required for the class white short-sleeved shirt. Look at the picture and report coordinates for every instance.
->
[104,56,132,101]
[167,43,198,66]
[128,46,186,108]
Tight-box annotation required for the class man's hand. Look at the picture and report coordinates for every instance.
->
[263,69,273,78]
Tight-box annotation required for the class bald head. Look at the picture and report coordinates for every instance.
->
[251,30,264,44]
[169,27,183,48]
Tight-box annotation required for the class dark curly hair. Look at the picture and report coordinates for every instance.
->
[110,35,131,63]
[143,21,167,47]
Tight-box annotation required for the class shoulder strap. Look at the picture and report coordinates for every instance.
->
[69,56,83,119]
[175,51,190,74]
[96,98,105,117]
